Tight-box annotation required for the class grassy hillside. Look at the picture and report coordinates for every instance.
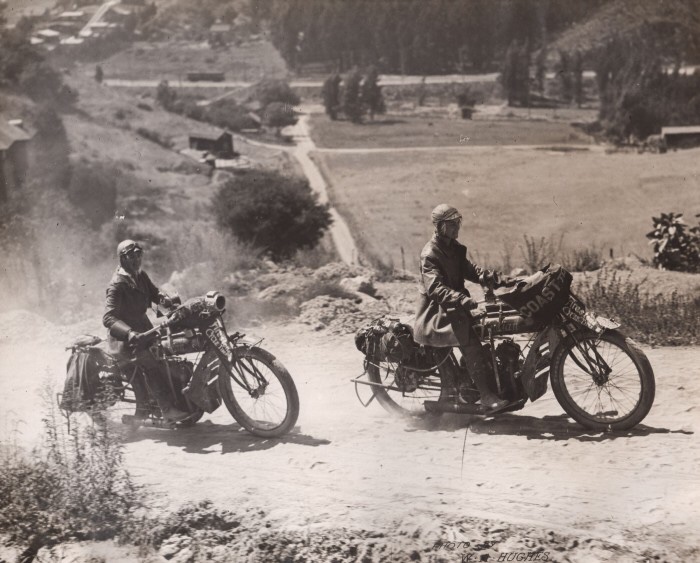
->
[314,145,700,272]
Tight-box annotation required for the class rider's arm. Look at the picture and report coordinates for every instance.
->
[141,271,162,305]
[103,284,134,341]
[421,253,476,309]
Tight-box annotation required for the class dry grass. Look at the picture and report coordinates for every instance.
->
[310,113,592,149]
[313,145,700,273]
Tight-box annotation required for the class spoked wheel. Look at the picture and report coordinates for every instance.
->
[365,349,442,417]
[218,346,299,438]
[551,330,655,431]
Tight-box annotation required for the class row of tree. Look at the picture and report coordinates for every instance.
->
[261,0,612,74]
[322,67,385,123]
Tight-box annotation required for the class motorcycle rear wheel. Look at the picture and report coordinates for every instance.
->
[365,349,441,417]
[551,330,655,431]
[218,346,299,438]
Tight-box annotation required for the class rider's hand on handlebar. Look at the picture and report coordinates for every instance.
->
[471,306,487,321]
[127,330,147,347]
[459,295,479,310]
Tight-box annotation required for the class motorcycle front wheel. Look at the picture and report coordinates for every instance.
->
[218,346,299,438]
[550,330,655,431]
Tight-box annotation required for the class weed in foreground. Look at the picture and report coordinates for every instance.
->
[0,379,148,562]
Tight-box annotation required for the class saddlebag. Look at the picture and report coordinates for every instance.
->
[60,348,106,412]
[497,264,572,322]
[355,317,418,363]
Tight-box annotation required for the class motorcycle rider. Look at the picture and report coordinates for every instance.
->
[413,204,513,414]
[103,239,190,422]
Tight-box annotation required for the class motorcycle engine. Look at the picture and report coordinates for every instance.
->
[495,339,522,379]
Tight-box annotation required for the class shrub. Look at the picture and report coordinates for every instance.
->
[0,385,145,562]
[646,212,700,273]
[213,170,332,260]
[262,101,296,134]
[253,77,300,108]
[67,160,118,229]
[136,126,173,148]
[577,270,699,346]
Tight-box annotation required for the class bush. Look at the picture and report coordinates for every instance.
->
[646,212,700,273]
[213,170,332,260]
[67,160,118,229]
[577,270,699,346]
[136,126,173,148]
[0,386,145,562]
[262,101,296,134]
[253,78,300,108]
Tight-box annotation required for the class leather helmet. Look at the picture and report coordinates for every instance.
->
[431,204,462,224]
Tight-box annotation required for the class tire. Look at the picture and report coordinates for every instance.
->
[550,330,655,431]
[365,348,441,418]
[218,346,299,438]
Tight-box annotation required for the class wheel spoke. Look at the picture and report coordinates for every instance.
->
[558,335,645,424]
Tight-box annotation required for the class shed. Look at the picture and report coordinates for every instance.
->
[661,126,700,149]
[186,71,225,82]
[188,131,234,158]
[0,119,32,202]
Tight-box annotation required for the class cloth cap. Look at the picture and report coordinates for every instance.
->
[117,239,142,257]
[431,204,462,224]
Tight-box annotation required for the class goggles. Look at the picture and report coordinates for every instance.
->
[119,243,143,257]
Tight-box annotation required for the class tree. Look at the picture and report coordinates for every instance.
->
[156,80,176,109]
[500,41,529,106]
[572,50,584,107]
[253,78,300,108]
[263,102,297,135]
[557,50,573,103]
[321,73,341,120]
[214,170,332,260]
[361,66,385,120]
[342,69,363,123]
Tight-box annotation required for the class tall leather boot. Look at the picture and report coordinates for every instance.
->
[460,346,510,413]
[437,364,464,404]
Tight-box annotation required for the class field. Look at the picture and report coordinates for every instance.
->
[310,112,593,149]
[101,40,288,82]
[312,130,700,271]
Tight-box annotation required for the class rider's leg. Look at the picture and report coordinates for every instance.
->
[459,339,509,412]
[129,372,151,418]
[136,350,189,421]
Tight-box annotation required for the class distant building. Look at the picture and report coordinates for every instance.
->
[188,131,234,158]
[209,22,232,45]
[661,126,700,149]
[0,119,32,202]
[186,71,225,82]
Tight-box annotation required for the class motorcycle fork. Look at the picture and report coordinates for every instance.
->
[563,326,611,385]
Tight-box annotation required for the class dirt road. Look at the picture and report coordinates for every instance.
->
[1,313,698,561]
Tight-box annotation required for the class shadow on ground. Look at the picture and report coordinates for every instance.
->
[120,420,330,454]
[408,412,693,442]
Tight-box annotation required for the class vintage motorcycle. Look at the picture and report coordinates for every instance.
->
[354,265,655,431]
[62,291,299,438]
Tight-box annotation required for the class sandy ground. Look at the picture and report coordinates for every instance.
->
[1,311,699,562]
